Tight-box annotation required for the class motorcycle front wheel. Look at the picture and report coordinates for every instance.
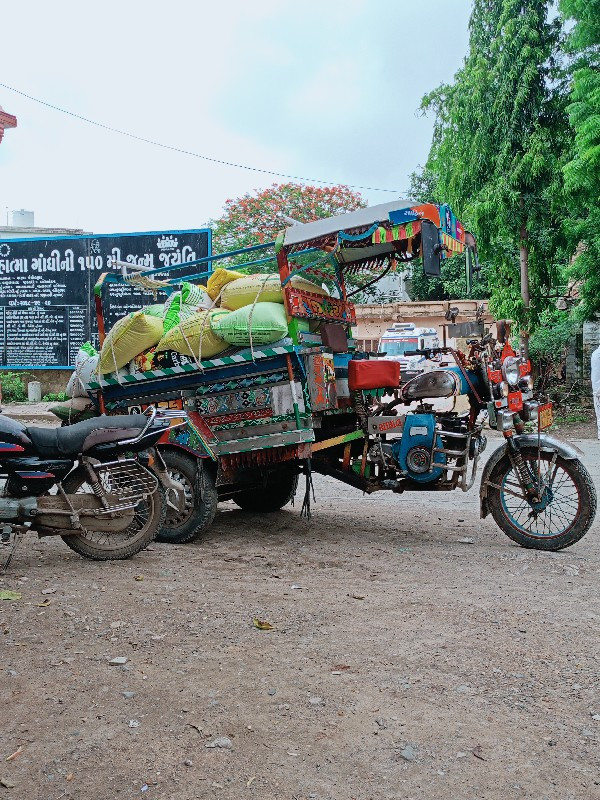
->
[487,446,597,551]
[59,467,166,560]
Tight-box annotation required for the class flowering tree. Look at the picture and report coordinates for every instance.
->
[210,183,365,267]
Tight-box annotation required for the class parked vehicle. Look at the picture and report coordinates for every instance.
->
[377,322,439,377]
[0,407,182,561]
[82,200,595,550]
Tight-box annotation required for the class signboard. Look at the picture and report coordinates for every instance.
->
[0,229,210,368]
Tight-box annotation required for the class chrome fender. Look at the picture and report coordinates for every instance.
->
[479,434,582,519]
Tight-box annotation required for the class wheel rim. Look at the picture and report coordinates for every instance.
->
[71,476,155,550]
[499,455,581,538]
[164,468,195,528]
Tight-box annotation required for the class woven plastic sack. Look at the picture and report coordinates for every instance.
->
[221,274,282,310]
[156,309,229,358]
[99,311,164,374]
[212,302,288,346]
[221,273,329,310]
[206,268,246,300]
[66,345,99,397]
[181,282,211,308]
[142,304,165,318]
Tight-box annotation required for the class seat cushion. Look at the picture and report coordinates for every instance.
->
[27,415,147,457]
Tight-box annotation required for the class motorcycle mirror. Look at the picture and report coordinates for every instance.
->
[421,220,442,277]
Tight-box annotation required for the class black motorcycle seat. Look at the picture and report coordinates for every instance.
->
[26,415,147,457]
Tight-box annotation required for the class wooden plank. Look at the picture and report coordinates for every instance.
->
[311,430,364,452]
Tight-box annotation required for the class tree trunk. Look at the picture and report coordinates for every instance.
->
[519,198,530,360]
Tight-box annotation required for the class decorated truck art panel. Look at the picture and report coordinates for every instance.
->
[78,200,595,551]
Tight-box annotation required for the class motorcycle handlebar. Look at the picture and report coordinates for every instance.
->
[404,348,445,357]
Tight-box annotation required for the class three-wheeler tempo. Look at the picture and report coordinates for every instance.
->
[87,200,596,551]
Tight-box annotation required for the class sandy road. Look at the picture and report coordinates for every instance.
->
[1,435,599,800]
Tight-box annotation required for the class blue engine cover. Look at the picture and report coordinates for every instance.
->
[391,413,446,483]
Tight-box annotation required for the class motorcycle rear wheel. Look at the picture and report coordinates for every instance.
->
[487,447,596,551]
[60,467,166,560]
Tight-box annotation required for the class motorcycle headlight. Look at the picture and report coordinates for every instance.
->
[492,381,510,400]
[502,357,520,388]
[519,375,534,392]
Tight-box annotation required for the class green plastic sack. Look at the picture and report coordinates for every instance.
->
[99,311,164,374]
[211,302,288,346]
[181,282,210,307]
[143,304,165,318]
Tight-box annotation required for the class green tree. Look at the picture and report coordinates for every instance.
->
[210,183,365,268]
[560,0,600,320]
[419,0,571,339]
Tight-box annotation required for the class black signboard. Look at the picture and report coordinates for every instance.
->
[0,229,211,368]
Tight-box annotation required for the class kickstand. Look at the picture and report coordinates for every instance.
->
[1,530,23,573]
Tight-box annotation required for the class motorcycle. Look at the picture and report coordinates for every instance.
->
[360,330,596,550]
[0,406,184,562]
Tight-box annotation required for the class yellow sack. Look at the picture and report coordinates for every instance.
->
[221,273,329,311]
[99,311,164,374]
[156,309,229,359]
[206,268,246,301]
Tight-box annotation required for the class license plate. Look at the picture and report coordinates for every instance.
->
[538,402,553,430]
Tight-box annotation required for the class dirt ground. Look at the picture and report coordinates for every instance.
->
[1,425,600,800]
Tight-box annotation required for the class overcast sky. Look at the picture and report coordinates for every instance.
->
[0,0,471,235]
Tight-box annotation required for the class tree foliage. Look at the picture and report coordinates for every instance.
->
[560,0,600,320]
[210,183,365,268]
[419,0,571,330]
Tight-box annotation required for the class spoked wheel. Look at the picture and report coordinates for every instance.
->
[155,450,217,544]
[487,446,597,550]
[60,467,166,560]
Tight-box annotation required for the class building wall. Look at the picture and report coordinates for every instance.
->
[353,300,496,351]
[0,226,87,240]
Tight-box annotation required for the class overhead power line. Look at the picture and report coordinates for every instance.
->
[0,82,403,194]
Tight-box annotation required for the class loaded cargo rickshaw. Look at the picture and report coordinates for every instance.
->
[85,200,596,551]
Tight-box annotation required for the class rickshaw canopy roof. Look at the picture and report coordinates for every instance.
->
[281,199,416,248]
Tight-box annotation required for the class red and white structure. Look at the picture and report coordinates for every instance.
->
[0,106,17,146]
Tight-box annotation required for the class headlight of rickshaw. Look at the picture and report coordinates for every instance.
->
[519,374,534,392]
[502,357,520,388]
[492,381,510,400]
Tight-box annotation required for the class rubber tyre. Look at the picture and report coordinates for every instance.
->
[60,466,166,561]
[155,450,217,544]
[487,447,597,551]
[233,472,299,513]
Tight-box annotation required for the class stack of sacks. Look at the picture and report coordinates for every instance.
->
[98,282,214,374]
[99,270,330,375]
